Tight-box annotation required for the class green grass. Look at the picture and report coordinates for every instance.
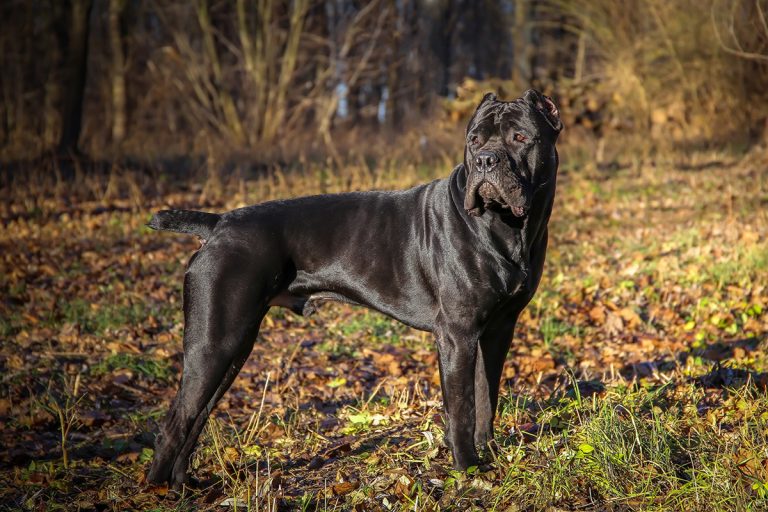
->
[705,243,768,290]
[334,310,411,345]
[0,312,21,337]
[57,297,177,336]
[540,316,577,347]
[187,366,768,510]
[91,353,174,382]
[490,383,768,510]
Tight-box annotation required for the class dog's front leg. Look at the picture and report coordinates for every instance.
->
[435,321,481,470]
[474,323,515,450]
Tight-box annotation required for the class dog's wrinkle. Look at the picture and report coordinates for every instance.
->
[467,160,530,216]
[464,172,483,213]
[494,102,521,125]
[470,104,501,133]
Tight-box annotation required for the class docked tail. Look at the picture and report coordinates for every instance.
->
[147,210,221,239]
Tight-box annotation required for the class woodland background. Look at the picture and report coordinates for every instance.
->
[2,1,768,510]
[2,0,768,168]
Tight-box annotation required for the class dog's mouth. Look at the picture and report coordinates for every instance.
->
[466,180,527,217]
[479,182,522,214]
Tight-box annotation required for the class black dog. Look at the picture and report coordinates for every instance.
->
[146,89,562,489]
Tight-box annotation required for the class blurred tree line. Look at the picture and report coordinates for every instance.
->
[1,0,767,164]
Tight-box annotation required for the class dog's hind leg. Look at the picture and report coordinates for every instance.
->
[147,248,272,490]
[166,318,264,490]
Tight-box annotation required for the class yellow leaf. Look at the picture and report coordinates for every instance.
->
[327,377,347,388]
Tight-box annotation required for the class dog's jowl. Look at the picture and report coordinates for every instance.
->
[146,89,562,489]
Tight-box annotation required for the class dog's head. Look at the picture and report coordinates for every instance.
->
[463,89,562,217]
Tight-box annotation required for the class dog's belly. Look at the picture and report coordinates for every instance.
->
[285,269,437,332]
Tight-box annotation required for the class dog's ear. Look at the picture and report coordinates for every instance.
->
[540,94,563,132]
[466,92,497,134]
[523,89,563,133]
[477,92,497,109]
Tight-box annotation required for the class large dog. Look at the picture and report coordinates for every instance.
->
[146,89,562,489]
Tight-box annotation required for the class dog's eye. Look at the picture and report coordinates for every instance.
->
[470,135,480,146]
[513,133,527,143]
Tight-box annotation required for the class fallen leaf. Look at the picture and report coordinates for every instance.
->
[332,480,360,496]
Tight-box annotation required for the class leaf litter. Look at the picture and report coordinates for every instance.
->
[1,157,767,510]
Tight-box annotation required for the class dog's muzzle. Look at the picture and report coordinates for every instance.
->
[464,152,529,217]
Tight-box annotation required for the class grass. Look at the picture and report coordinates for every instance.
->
[91,353,174,382]
[539,316,577,348]
[490,382,768,510]
[1,150,767,510]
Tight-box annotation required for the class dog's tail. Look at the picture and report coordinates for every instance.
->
[147,210,221,239]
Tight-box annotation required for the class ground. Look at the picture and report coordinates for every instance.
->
[1,152,767,511]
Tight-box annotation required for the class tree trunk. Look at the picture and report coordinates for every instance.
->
[512,0,530,85]
[57,0,93,157]
[439,1,455,96]
[109,0,126,146]
[385,0,400,129]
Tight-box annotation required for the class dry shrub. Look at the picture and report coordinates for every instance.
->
[137,0,400,163]
[448,0,768,164]
[550,0,768,155]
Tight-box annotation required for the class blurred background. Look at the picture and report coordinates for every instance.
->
[2,0,768,179]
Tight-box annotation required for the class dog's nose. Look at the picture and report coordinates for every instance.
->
[474,151,499,171]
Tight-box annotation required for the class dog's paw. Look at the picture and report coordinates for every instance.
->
[169,473,198,493]
[474,431,493,450]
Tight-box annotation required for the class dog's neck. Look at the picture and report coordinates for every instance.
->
[448,163,555,274]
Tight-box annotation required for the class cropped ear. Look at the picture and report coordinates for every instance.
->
[523,89,563,133]
[540,94,563,132]
[477,92,497,109]
[466,92,498,134]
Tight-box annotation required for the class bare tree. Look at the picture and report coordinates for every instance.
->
[58,0,93,157]
[109,0,127,145]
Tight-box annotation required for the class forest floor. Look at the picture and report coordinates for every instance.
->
[1,151,768,511]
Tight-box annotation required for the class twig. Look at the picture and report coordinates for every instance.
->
[711,0,768,62]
